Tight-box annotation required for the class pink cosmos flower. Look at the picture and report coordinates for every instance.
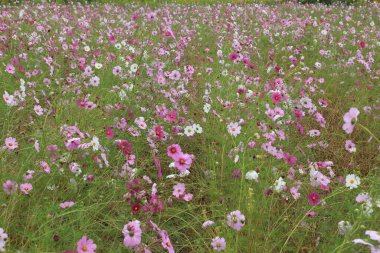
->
[123,220,142,248]
[342,107,360,134]
[211,237,226,251]
[34,105,44,116]
[3,180,18,195]
[173,183,186,198]
[65,138,81,150]
[160,230,175,253]
[4,137,18,151]
[167,144,182,159]
[227,122,241,137]
[308,192,320,206]
[40,161,51,174]
[77,235,97,253]
[59,201,75,209]
[174,153,192,172]
[345,140,356,153]
[183,193,193,202]
[227,210,245,231]
[5,64,15,74]
[271,92,282,104]
[20,183,33,195]
[353,230,380,253]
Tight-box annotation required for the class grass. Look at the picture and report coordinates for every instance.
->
[0,1,379,253]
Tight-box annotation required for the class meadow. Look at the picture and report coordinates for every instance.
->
[0,1,379,252]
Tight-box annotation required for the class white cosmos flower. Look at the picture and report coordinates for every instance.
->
[130,64,138,73]
[193,123,203,134]
[90,136,100,151]
[204,103,211,113]
[245,170,259,182]
[345,174,361,189]
[95,63,103,69]
[184,125,195,137]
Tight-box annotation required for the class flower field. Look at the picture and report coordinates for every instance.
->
[0,1,379,252]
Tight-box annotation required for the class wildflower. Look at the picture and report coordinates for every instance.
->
[20,183,33,194]
[65,138,81,150]
[3,180,18,195]
[173,183,186,198]
[308,192,320,206]
[346,174,361,189]
[273,177,286,193]
[184,125,195,137]
[245,170,259,182]
[211,237,226,251]
[77,235,97,253]
[356,193,372,203]
[174,153,192,172]
[167,144,182,159]
[0,228,8,252]
[271,92,282,104]
[353,230,380,253]
[338,221,352,235]
[123,220,142,248]
[227,122,241,137]
[202,220,215,229]
[345,140,356,153]
[4,137,18,150]
[192,124,203,134]
[59,201,75,209]
[5,64,15,74]
[343,108,360,134]
[34,105,44,116]
[227,210,245,231]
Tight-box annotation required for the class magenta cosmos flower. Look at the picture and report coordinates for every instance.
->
[76,235,97,253]
[174,153,192,172]
[167,144,182,159]
[211,237,226,251]
[20,183,33,195]
[123,220,142,248]
[227,210,245,231]
[342,107,360,134]
[308,192,320,206]
[4,137,18,151]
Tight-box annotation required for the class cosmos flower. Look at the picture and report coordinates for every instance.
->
[211,237,226,251]
[174,153,192,172]
[227,210,245,231]
[123,220,142,248]
[4,137,18,151]
[77,235,97,253]
[20,183,33,195]
[342,108,360,134]
[345,174,361,189]
[308,192,320,206]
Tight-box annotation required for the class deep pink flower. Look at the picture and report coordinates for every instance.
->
[271,92,282,104]
[308,192,320,206]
